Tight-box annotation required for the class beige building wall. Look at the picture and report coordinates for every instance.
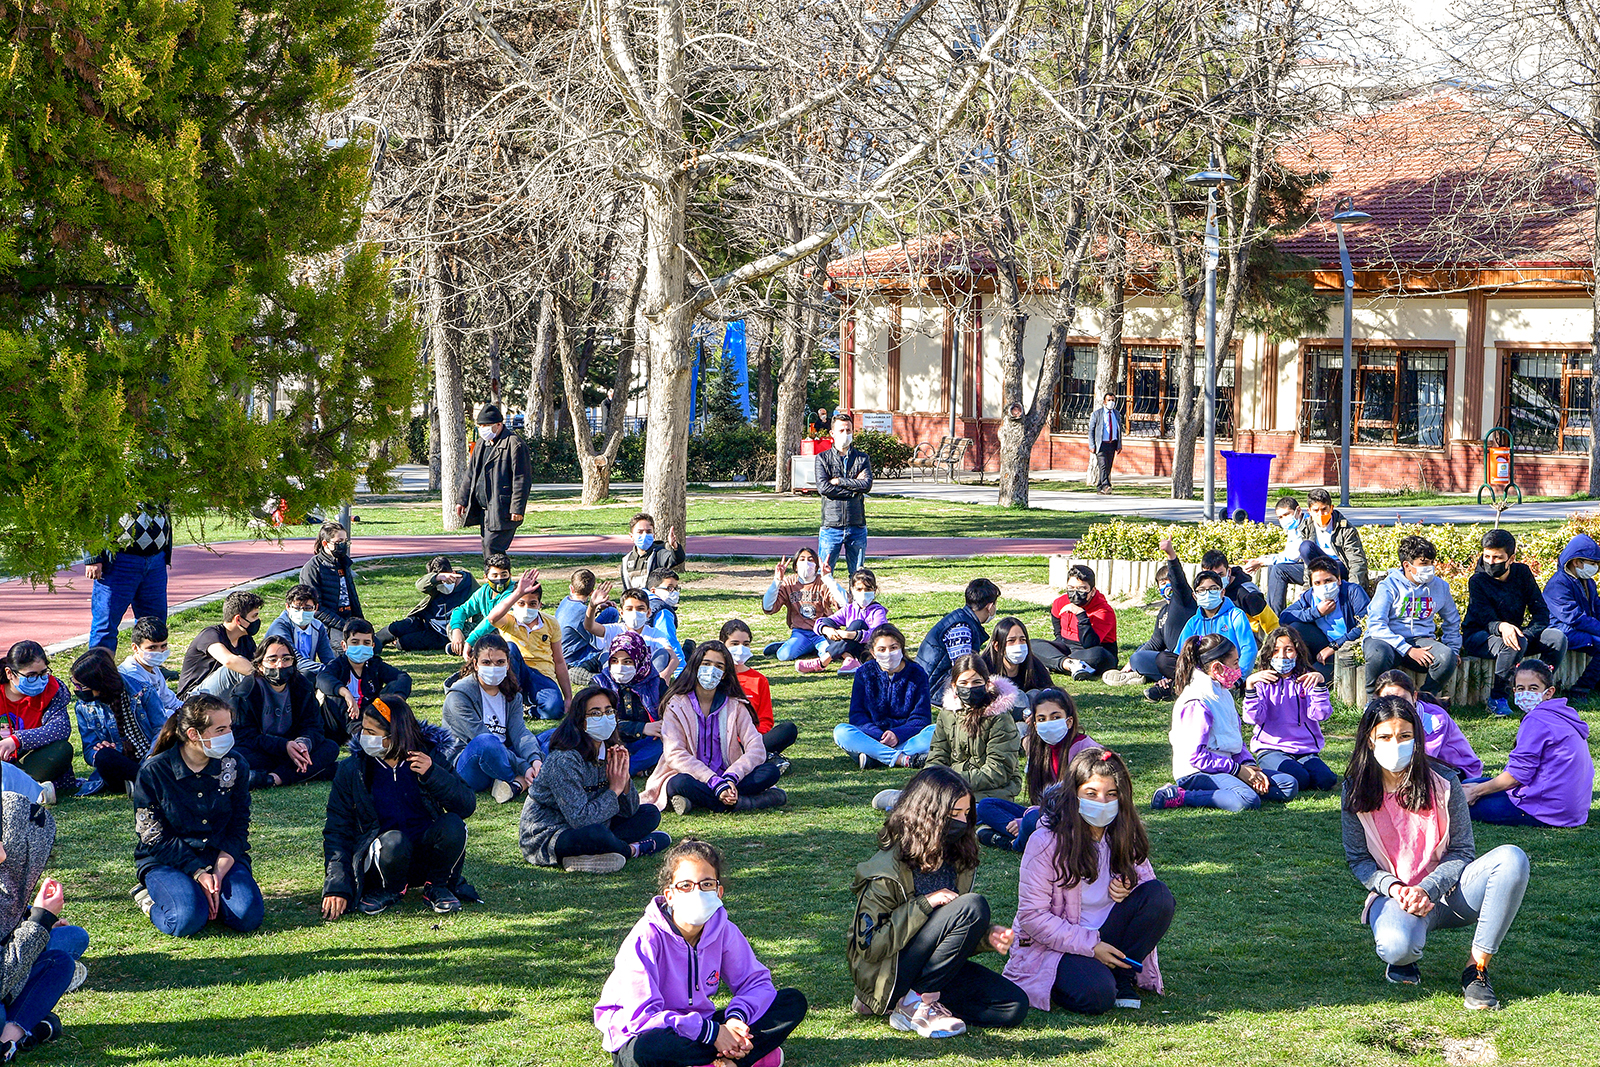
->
[851,299,892,411]
[900,296,945,414]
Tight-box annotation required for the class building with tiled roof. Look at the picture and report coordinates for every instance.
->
[826,90,1595,493]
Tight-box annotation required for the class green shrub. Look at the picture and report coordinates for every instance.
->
[853,429,914,478]
[405,414,428,464]
[689,425,776,483]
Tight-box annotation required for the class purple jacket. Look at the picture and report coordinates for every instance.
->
[1170,674,1254,779]
[818,600,889,644]
[596,897,777,1053]
[1241,674,1331,756]
[1503,698,1594,828]
[1417,699,1482,779]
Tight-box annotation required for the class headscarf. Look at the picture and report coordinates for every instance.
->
[605,630,655,685]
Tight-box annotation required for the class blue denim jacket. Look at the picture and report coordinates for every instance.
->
[74,679,170,793]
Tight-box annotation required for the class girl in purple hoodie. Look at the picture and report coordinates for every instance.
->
[799,568,889,676]
[596,839,807,1067]
[1464,660,1595,828]
[1241,628,1337,792]
[1373,671,1482,781]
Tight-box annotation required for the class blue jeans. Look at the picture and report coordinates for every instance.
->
[533,729,661,777]
[525,668,565,720]
[90,552,168,650]
[975,798,1042,851]
[0,925,88,1034]
[1369,845,1529,963]
[775,629,829,661]
[818,524,867,579]
[1464,777,1551,826]
[1257,749,1338,791]
[1176,769,1299,811]
[454,733,522,792]
[143,865,264,937]
[832,723,935,766]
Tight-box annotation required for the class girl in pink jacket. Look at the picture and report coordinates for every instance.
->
[639,643,786,815]
[1005,749,1174,1015]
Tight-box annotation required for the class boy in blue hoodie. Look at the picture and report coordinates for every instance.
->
[1362,535,1461,700]
[1543,532,1600,698]
[1281,556,1369,682]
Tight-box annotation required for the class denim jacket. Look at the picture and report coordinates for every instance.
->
[74,678,170,793]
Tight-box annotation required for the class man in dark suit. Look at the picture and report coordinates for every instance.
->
[1088,392,1123,494]
[456,403,531,560]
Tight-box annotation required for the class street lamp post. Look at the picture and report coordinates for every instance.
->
[1184,154,1238,521]
[1332,197,1372,509]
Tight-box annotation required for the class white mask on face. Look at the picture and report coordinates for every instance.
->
[1314,582,1340,602]
[288,607,314,627]
[611,663,638,684]
[833,431,852,450]
[1411,565,1436,584]
[478,426,496,442]
[671,888,724,926]
[139,648,170,667]
[622,609,647,630]
[655,588,680,607]
[1373,737,1415,773]
[1279,513,1298,530]
[1005,644,1029,665]
[697,665,724,690]
[1514,690,1546,713]
[1078,797,1119,828]
[477,664,507,687]
[512,605,538,625]
[437,580,458,595]
[853,590,876,607]
[874,649,903,671]
[586,714,617,741]
[199,733,235,760]
[1034,718,1072,746]
[796,561,818,583]
[727,644,753,666]
[358,734,388,758]
[1577,561,1600,580]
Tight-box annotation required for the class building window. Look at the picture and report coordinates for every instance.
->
[1052,342,1235,438]
[1501,348,1591,454]
[1299,345,1446,447]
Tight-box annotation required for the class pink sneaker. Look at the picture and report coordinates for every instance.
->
[796,658,825,674]
[837,655,861,675]
[748,1050,784,1067]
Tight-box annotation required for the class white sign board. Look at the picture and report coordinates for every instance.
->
[861,412,895,434]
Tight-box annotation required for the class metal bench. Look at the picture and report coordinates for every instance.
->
[908,436,950,482]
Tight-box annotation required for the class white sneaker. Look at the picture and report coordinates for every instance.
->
[890,998,966,1037]
[871,789,901,812]
[39,782,56,807]
[1103,668,1143,687]
[1114,996,1141,1009]
[490,780,516,804]
[67,961,88,993]
[559,853,626,874]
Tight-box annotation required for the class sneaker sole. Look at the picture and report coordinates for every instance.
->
[888,1013,964,1038]
[490,780,516,804]
[427,898,462,914]
[1464,996,1500,1010]
[669,796,692,816]
[560,853,627,874]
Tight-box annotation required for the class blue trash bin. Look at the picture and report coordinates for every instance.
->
[1220,451,1276,523]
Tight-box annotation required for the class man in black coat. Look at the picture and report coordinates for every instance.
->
[815,412,873,578]
[456,404,531,561]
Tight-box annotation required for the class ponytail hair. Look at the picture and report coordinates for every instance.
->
[1174,633,1233,686]
[150,694,231,757]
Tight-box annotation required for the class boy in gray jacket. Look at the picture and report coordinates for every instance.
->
[1362,535,1461,699]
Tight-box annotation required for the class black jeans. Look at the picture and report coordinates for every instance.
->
[1097,441,1118,488]
[1050,879,1175,1015]
[376,617,451,652]
[890,893,1029,1028]
[358,815,469,893]
[612,987,808,1067]
[482,524,518,560]
[246,738,341,789]
[553,806,662,858]
[1462,627,1567,698]
[824,637,869,661]
[1030,640,1117,676]
[667,761,782,811]
[762,722,798,757]
[90,747,143,792]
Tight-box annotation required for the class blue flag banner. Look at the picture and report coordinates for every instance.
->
[724,320,752,419]
[689,338,703,425]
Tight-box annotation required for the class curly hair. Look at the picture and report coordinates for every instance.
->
[1040,748,1149,889]
[1256,626,1313,677]
[879,766,978,875]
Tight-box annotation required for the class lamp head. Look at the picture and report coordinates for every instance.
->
[1331,196,1372,224]
[1183,153,1238,188]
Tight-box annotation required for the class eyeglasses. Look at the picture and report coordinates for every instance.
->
[11,668,48,681]
[588,705,617,716]
[671,879,722,893]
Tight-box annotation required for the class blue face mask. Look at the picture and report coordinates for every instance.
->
[634,531,654,552]
[1157,582,1172,601]
[1279,512,1298,530]
[345,644,375,664]
[14,673,48,698]
[1272,656,1296,674]
[1197,589,1224,612]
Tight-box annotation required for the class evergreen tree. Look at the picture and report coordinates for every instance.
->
[0,0,415,581]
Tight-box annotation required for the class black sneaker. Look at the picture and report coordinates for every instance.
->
[908,753,928,769]
[1144,679,1175,702]
[358,891,400,915]
[634,830,671,858]
[1462,963,1500,1010]
[451,880,483,905]
[21,1013,61,1050]
[1386,961,1421,985]
[422,883,461,914]
[771,756,792,777]
[976,827,1010,849]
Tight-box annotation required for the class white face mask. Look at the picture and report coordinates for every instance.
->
[288,607,314,627]
[1411,565,1436,584]
[874,649,903,671]
[1034,718,1072,746]
[1314,582,1340,602]
[437,580,458,595]
[139,648,170,667]
[478,426,496,442]
[611,663,638,684]
[796,561,818,583]
[1005,644,1029,665]
[1078,797,1119,828]
[696,665,724,690]
[199,732,235,760]
[477,664,507,687]
[1373,737,1415,773]
[1514,690,1547,713]
[655,588,680,607]
[512,605,539,625]
[853,590,876,607]
[726,644,753,666]
[1278,513,1298,530]
[358,734,388,758]
[670,888,724,926]
[586,714,617,741]
[622,609,647,631]
[833,432,852,449]
[1578,561,1600,580]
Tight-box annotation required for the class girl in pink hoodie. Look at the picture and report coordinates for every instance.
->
[595,839,806,1067]
[1005,749,1172,1014]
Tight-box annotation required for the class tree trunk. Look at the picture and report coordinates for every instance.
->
[428,247,467,529]
[1170,295,1201,500]
[773,257,811,492]
[426,391,441,492]
[753,314,776,431]
[528,290,557,438]
[1087,235,1127,488]
[992,241,1031,508]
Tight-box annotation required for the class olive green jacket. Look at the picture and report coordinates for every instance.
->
[846,848,976,1014]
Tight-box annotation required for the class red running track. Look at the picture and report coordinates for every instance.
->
[0,532,1075,650]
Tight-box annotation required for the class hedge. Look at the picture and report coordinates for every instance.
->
[853,429,915,479]
[522,426,777,485]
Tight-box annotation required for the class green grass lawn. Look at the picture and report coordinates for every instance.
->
[47,558,1600,1066]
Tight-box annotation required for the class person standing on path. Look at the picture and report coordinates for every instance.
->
[1088,394,1122,495]
[456,404,530,561]
[86,504,173,651]
[816,413,873,578]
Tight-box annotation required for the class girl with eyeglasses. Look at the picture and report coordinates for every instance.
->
[521,686,669,874]
[596,838,806,1067]
[0,642,75,804]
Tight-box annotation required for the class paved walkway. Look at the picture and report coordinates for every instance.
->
[1,532,1076,653]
